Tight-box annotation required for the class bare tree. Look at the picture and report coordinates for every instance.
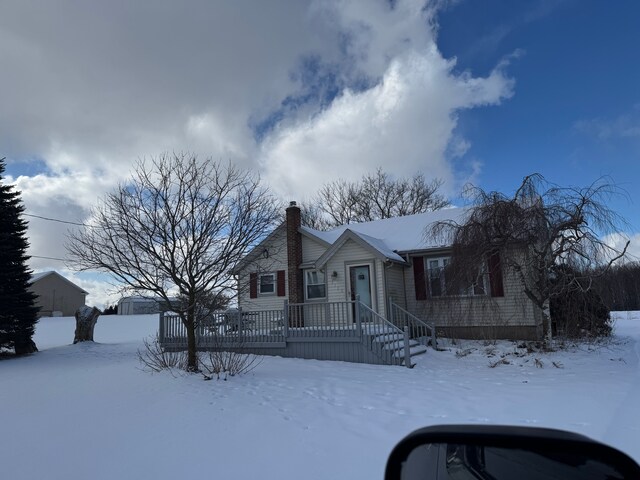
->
[594,261,640,311]
[302,168,449,229]
[432,174,629,342]
[67,154,279,371]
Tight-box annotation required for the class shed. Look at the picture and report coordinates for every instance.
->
[29,271,88,317]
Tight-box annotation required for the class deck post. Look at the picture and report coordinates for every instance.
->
[404,326,411,368]
[388,296,394,324]
[283,300,289,338]
[158,311,165,345]
[355,294,361,337]
[431,323,437,350]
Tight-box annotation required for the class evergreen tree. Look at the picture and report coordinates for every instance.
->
[0,157,39,354]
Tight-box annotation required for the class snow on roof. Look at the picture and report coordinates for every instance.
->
[347,230,405,263]
[302,207,470,254]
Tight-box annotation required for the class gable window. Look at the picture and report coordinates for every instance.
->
[305,269,326,300]
[259,273,275,295]
[425,256,486,297]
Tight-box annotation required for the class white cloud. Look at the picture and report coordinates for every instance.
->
[604,232,640,263]
[261,47,514,198]
[574,113,640,141]
[2,0,517,300]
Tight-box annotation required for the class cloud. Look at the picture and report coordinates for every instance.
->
[574,113,640,141]
[261,47,514,198]
[604,232,640,263]
[1,0,517,305]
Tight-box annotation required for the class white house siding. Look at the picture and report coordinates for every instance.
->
[323,239,386,315]
[403,248,542,339]
[238,227,289,312]
[385,264,407,310]
[301,235,327,264]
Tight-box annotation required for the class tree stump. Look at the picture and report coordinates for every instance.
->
[74,306,101,343]
[14,339,38,355]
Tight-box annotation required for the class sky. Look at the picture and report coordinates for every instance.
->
[1,0,639,307]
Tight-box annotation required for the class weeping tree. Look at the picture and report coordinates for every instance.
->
[302,168,449,229]
[432,174,629,341]
[67,154,279,371]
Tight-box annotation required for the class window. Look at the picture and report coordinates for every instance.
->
[427,258,447,297]
[259,273,275,295]
[425,257,486,297]
[305,269,326,300]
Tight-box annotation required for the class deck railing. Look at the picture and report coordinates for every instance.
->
[285,300,358,338]
[388,299,437,349]
[158,297,415,367]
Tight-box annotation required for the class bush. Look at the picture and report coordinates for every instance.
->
[137,334,261,380]
[137,334,188,374]
[550,276,612,338]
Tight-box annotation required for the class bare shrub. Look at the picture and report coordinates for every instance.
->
[137,334,187,374]
[200,350,261,380]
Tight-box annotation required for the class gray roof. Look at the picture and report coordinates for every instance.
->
[30,271,89,294]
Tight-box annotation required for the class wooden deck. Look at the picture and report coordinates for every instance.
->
[158,299,436,367]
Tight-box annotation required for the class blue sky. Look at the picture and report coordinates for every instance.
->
[1,0,638,305]
[437,0,640,222]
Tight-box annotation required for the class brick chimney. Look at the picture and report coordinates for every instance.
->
[286,201,303,306]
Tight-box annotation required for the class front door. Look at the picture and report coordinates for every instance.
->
[349,265,373,309]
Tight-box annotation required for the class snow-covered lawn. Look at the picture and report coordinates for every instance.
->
[1,312,639,479]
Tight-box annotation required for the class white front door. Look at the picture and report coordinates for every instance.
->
[349,265,373,309]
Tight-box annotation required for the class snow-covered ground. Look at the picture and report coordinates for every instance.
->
[1,312,639,479]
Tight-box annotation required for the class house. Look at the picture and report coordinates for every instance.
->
[29,271,88,317]
[235,201,543,341]
[159,202,543,367]
[117,296,169,315]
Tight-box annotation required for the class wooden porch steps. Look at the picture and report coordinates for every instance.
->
[370,332,427,367]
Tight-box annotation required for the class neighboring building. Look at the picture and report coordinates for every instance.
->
[117,296,168,315]
[29,271,88,317]
[234,202,543,340]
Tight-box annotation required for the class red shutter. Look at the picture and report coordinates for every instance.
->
[412,256,428,301]
[277,270,286,297]
[488,250,504,297]
[249,273,258,299]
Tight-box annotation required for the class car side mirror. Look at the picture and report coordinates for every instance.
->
[386,425,640,480]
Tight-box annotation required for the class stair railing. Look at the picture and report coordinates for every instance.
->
[357,296,410,367]
[388,299,437,350]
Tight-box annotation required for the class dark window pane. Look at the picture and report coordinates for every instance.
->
[307,284,326,299]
